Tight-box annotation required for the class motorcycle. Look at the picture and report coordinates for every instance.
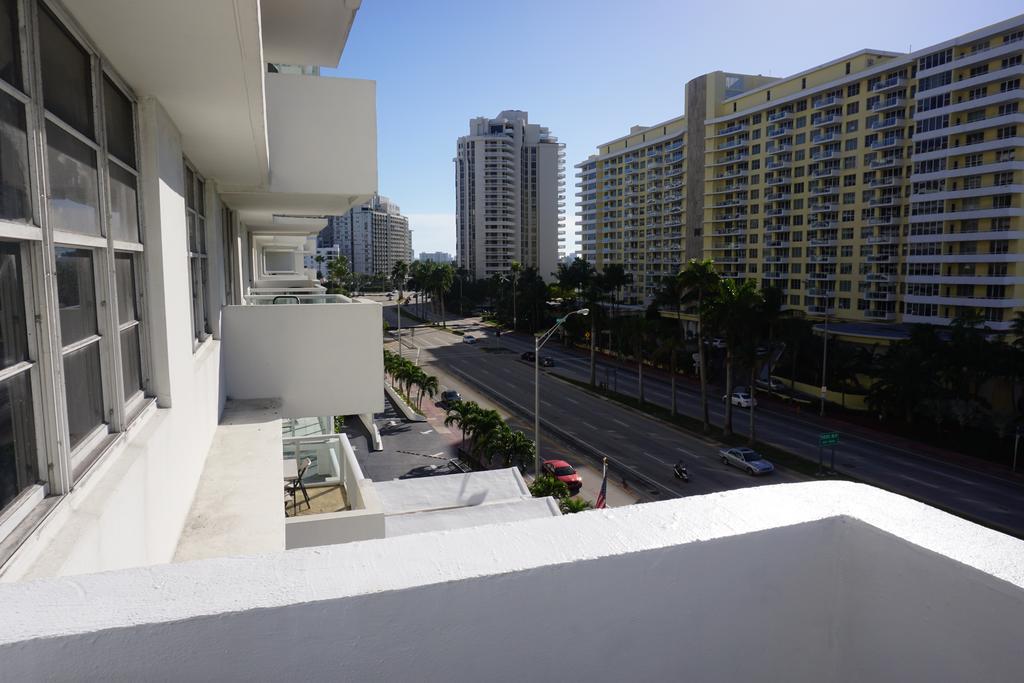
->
[673,462,690,483]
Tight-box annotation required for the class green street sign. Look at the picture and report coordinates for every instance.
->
[819,431,839,447]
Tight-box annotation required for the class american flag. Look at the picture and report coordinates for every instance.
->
[595,458,608,509]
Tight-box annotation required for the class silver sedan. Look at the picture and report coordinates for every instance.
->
[720,447,774,475]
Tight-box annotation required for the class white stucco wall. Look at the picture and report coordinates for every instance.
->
[222,301,384,418]
[265,72,377,206]
[2,483,1022,681]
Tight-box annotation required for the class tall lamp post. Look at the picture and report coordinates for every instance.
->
[534,308,589,478]
[819,311,830,417]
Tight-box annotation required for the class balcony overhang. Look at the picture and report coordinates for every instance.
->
[260,0,362,67]
[220,73,378,228]
[63,0,270,188]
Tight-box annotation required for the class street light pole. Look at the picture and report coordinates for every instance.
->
[534,308,589,478]
[397,298,403,361]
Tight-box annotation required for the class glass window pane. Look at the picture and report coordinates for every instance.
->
[198,216,206,254]
[190,257,207,339]
[0,241,28,368]
[46,122,101,235]
[196,179,205,217]
[0,90,31,222]
[0,371,38,510]
[55,247,97,346]
[102,76,135,168]
[114,252,136,324]
[108,163,139,242]
[185,166,194,210]
[62,342,103,450]
[187,212,197,253]
[0,0,21,90]
[38,7,93,138]
[119,324,142,398]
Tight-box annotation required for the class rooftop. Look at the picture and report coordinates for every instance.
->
[2,482,1022,680]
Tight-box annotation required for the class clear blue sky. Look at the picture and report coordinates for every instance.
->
[325,0,1022,257]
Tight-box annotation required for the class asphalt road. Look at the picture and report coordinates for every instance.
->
[379,299,1024,537]
[383,304,805,502]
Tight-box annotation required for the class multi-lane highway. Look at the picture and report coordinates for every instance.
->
[380,300,1024,536]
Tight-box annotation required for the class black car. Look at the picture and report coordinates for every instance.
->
[520,351,554,367]
[440,390,462,407]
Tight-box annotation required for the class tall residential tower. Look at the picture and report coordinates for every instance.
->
[320,193,413,277]
[456,111,565,280]
[576,15,1024,331]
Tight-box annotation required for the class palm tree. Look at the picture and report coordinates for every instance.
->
[528,473,569,499]
[625,316,650,405]
[678,259,720,433]
[444,400,480,450]
[391,260,408,299]
[428,263,455,327]
[706,278,763,437]
[655,275,688,416]
[559,497,594,514]
[499,429,535,471]
[417,374,439,409]
[314,254,325,280]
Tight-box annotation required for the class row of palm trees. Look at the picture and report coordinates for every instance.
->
[383,350,438,410]
[391,260,456,327]
[443,399,535,470]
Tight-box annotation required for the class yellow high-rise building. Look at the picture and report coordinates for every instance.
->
[576,14,1024,332]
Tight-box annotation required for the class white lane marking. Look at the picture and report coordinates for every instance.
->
[676,447,699,458]
[613,418,629,427]
[541,399,553,407]
[582,421,597,430]
[420,430,433,435]
[565,397,579,405]
[642,451,673,466]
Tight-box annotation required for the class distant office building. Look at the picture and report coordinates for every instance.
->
[419,251,453,264]
[320,193,413,277]
[305,245,341,277]
[456,110,565,280]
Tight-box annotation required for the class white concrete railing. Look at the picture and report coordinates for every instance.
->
[1,483,1022,681]
[284,433,384,549]
[222,300,384,418]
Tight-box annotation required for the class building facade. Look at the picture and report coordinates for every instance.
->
[320,193,413,277]
[419,251,453,264]
[0,0,380,580]
[456,110,565,281]
[576,15,1024,330]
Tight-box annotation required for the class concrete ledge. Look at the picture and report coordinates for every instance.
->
[174,399,285,562]
[357,413,383,451]
[2,482,1023,681]
[384,382,426,422]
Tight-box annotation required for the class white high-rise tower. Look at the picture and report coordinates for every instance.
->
[455,111,565,280]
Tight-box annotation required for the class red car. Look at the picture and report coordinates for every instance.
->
[543,459,582,493]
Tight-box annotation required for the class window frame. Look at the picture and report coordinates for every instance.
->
[0,0,151,540]
[184,159,211,347]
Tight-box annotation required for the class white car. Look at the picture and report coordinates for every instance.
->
[720,447,774,475]
[723,391,757,408]
[463,335,477,344]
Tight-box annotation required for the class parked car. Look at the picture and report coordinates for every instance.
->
[543,459,583,493]
[386,293,394,300]
[707,337,727,349]
[463,335,477,344]
[521,351,554,367]
[720,447,774,475]
[440,390,462,407]
[723,391,757,408]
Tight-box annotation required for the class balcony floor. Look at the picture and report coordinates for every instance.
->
[288,484,349,517]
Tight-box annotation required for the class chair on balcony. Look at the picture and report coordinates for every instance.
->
[285,458,312,515]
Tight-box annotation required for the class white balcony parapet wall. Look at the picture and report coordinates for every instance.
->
[1,483,1022,681]
[222,301,384,418]
[285,433,385,549]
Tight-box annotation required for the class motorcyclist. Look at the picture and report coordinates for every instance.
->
[673,460,688,477]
